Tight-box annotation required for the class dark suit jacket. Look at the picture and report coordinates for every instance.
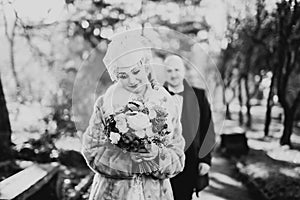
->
[164,81,215,194]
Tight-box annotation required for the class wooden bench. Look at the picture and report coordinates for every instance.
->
[0,163,59,200]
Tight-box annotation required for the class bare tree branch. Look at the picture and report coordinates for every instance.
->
[2,6,23,102]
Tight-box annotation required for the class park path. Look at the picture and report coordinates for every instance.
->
[194,151,254,200]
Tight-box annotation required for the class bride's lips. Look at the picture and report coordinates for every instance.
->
[128,84,138,88]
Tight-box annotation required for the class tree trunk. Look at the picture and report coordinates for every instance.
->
[280,108,294,146]
[0,76,13,161]
[281,92,300,146]
[238,78,244,125]
[264,73,275,136]
[225,103,232,120]
[275,1,300,147]
[223,83,233,120]
[244,75,252,128]
[264,97,273,137]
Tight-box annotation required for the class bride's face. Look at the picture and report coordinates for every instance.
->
[116,62,150,94]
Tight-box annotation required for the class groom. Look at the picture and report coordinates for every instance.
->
[163,55,216,200]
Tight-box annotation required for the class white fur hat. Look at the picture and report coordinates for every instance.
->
[103,30,153,81]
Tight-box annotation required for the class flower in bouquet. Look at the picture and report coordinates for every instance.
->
[148,108,157,119]
[109,132,121,144]
[115,113,128,133]
[145,126,155,137]
[135,129,146,138]
[127,112,151,131]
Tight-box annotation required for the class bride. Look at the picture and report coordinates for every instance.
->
[81,31,185,200]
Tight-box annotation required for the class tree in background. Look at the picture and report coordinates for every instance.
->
[0,75,13,161]
[220,0,274,127]
[276,0,300,146]
[218,13,240,120]
[238,0,277,128]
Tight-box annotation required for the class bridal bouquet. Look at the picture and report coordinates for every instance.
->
[103,99,171,154]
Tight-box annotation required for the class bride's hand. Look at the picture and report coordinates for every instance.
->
[130,144,159,162]
[140,144,159,161]
[130,152,143,163]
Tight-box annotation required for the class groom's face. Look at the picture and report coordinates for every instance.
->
[165,60,185,88]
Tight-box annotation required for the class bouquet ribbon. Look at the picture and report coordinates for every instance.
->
[132,157,160,174]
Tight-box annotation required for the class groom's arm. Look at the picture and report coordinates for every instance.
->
[197,89,215,164]
[199,153,212,166]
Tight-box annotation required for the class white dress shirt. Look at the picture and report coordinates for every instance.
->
[168,84,184,120]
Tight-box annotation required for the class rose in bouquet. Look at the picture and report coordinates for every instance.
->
[103,99,171,154]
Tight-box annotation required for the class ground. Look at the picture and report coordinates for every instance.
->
[196,151,254,200]
[221,105,300,200]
